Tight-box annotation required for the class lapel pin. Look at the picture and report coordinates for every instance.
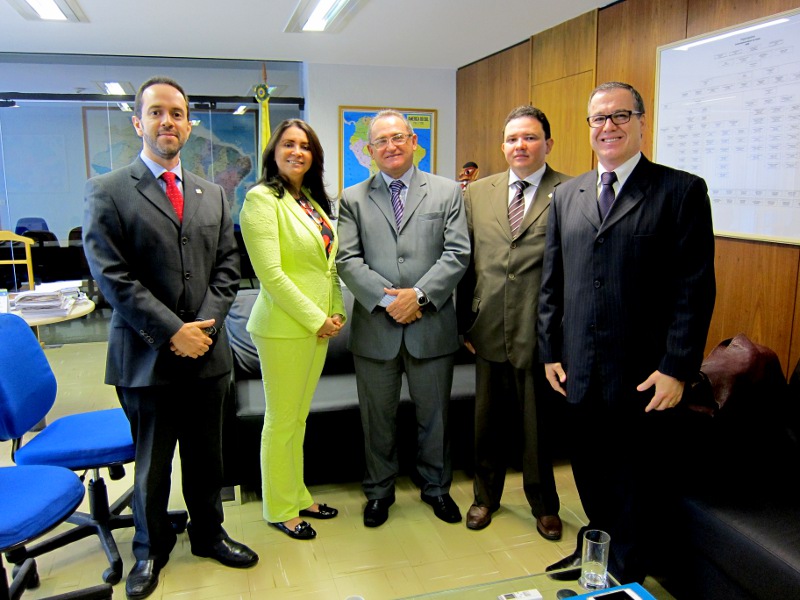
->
[548,193,553,198]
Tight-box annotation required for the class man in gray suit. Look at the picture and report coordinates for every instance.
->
[538,82,715,583]
[337,110,470,527]
[83,77,257,600]
[459,106,568,536]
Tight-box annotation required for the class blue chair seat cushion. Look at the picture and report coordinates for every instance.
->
[0,465,85,551]
[15,408,134,469]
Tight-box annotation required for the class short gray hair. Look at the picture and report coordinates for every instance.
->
[368,109,414,142]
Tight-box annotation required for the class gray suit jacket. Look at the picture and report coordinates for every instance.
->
[460,165,570,369]
[83,157,240,387]
[336,168,470,360]
[538,156,716,407]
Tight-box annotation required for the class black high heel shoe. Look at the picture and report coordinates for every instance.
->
[299,503,339,520]
[269,520,317,540]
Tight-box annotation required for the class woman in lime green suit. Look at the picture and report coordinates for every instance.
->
[240,119,345,540]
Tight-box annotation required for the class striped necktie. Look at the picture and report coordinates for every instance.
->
[389,179,404,227]
[508,180,529,238]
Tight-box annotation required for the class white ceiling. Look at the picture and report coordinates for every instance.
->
[0,0,609,70]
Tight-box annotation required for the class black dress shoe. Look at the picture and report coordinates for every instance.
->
[299,503,339,519]
[364,496,395,527]
[421,492,462,523]
[125,560,161,600]
[191,536,259,567]
[269,520,317,540]
[546,552,582,581]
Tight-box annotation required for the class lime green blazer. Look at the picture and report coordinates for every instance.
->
[240,184,345,339]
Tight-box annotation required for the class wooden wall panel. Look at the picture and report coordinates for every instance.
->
[531,71,595,177]
[686,0,800,38]
[532,11,596,86]
[457,41,531,178]
[706,238,799,374]
[596,0,688,156]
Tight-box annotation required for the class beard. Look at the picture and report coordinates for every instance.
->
[143,131,185,160]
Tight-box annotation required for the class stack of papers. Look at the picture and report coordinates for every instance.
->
[11,289,86,318]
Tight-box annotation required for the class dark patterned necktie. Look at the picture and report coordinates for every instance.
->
[389,179,404,227]
[161,171,184,222]
[598,171,617,219]
[508,180,529,238]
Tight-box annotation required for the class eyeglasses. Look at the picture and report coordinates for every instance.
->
[586,110,643,128]
[370,133,414,149]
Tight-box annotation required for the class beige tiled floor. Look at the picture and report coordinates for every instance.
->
[2,342,675,599]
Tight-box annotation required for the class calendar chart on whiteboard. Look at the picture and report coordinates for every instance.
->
[655,10,800,244]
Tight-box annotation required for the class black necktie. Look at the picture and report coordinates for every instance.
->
[598,171,617,219]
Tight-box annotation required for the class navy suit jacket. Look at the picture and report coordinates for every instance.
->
[537,155,716,407]
[83,158,240,387]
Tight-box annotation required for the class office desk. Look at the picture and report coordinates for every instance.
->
[11,298,95,327]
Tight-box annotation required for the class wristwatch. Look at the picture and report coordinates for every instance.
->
[413,287,429,306]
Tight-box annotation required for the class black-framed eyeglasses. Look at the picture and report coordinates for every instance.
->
[586,110,643,128]
[370,133,414,149]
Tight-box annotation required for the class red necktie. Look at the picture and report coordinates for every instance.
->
[161,171,184,222]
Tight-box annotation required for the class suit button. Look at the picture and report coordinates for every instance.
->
[181,236,189,245]
[597,237,605,244]
[184,272,191,280]
[594,279,601,288]
[325,271,331,278]
[508,273,516,280]
[510,242,517,249]
[398,257,405,263]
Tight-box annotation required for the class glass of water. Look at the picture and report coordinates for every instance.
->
[579,529,611,590]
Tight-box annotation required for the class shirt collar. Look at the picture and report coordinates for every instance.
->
[380,165,414,189]
[597,152,641,190]
[140,152,182,181]
[509,163,547,188]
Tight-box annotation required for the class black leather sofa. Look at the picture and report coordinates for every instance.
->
[662,337,800,599]
[221,287,477,488]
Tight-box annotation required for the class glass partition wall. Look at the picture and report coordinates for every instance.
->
[1,55,302,341]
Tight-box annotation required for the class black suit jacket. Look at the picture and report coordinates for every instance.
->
[83,158,240,387]
[537,155,715,407]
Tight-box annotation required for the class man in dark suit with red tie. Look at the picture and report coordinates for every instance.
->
[538,82,716,583]
[83,77,257,600]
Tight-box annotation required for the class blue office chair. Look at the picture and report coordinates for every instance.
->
[14,218,49,236]
[0,465,113,600]
[0,313,186,585]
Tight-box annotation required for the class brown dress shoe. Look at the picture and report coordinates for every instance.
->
[466,504,493,530]
[536,514,563,540]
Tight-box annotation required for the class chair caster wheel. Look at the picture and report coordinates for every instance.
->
[103,566,122,585]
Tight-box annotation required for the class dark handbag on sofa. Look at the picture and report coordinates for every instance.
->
[679,333,790,494]
[682,333,785,416]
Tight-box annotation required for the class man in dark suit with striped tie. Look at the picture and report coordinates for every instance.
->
[537,82,716,583]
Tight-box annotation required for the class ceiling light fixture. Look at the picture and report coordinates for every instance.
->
[96,81,135,96]
[6,0,88,22]
[232,106,249,115]
[284,0,365,33]
[117,103,132,112]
